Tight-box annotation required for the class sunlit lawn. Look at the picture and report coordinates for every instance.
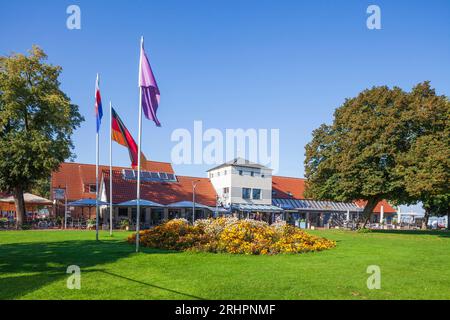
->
[1,229,449,300]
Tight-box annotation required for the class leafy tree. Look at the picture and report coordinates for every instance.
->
[305,83,448,228]
[423,195,449,229]
[399,83,450,229]
[30,177,51,199]
[0,46,83,228]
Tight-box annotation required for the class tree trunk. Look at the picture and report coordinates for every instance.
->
[13,186,26,229]
[447,212,450,231]
[361,198,380,229]
[421,210,430,230]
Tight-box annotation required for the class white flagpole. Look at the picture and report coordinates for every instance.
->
[136,36,144,253]
[109,101,113,236]
[95,73,100,242]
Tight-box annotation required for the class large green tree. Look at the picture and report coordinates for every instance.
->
[399,83,450,229]
[0,46,83,228]
[304,83,449,228]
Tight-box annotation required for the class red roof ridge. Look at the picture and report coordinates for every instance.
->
[272,175,306,180]
[176,175,210,180]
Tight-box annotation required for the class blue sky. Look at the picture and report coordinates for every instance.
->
[1,0,449,193]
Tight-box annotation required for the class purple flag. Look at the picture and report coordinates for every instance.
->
[139,37,161,127]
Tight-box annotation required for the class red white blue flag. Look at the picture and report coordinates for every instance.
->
[95,73,103,133]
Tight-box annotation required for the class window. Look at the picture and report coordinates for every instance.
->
[252,189,261,200]
[151,172,160,179]
[250,171,254,177]
[85,184,96,193]
[223,187,230,194]
[159,172,168,179]
[217,171,221,177]
[118,208,128,217]
[210,173,214,178]
[242,188,251,199]
[239,170,243,176]
[224,170,227,175]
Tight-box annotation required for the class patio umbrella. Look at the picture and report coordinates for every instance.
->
[166,201,211,209]
[117,199,164,207]
[68,199,110,207]
[0,193,52,205]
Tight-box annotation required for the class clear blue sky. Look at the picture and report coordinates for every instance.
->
[1,0,449,184]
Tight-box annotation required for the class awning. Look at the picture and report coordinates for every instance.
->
[209,206,230,213]
[166,201,211,209]
[272,198,362,212]
[117,199,164,207]
[68,199,109,207]
[231,204,284,212]
[0,193,52,205]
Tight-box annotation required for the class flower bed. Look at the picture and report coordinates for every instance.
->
[127,218,336,255]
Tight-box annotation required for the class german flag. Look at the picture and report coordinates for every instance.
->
[111,107,147,168]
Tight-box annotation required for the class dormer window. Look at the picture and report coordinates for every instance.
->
[84,184,96,194]
[159,172,168,179]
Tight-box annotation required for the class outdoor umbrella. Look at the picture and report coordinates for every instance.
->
[67,199,110,207]
[166,201,211,209]
[117,199,164,207]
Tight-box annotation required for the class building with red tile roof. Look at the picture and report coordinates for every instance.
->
[272,176,396,214]
[50,159,397,227]
[102,170,216,206]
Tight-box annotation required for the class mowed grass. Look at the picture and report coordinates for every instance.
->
[0,229,449,300]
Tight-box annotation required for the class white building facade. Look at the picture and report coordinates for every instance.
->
[207,158,274,208]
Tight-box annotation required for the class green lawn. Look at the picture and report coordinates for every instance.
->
[1,229,449,300]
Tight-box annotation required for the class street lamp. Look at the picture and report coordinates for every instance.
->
[192,180,201,224]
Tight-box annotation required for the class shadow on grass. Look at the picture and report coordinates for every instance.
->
[370,229,450,238]
[0,238,175,299]
[97,270,207,300]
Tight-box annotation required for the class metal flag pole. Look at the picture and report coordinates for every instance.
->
[109,101,113,236]
[64,183,67,229]
[95,73,100,242]
[136,36,144,253]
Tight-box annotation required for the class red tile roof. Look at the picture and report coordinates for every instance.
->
[354,200,397,214]
[52,162,396,213]
[103,170,217,206]
[272,176,396,213]
[272,176,306,199]
[51,161,174,201]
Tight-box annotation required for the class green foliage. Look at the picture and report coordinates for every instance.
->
[119,219,130,229]
[30,177,51,199]
[0,46,83,223]
[304,82,449,223]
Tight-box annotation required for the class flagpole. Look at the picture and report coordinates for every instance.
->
[109,101,113,236]
[136,36,144,253]
[95,124,99,241]
[95,73,100,242]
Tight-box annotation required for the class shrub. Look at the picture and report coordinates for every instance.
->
[128,217,336,255]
